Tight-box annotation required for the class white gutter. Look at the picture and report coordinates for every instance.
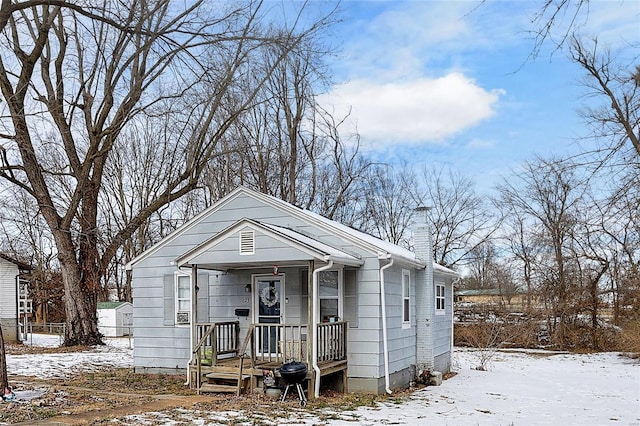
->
[379,253,394,395]
[312,257,334,398]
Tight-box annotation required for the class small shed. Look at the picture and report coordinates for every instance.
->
[97,301,133,337]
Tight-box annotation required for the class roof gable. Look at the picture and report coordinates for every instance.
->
[127,186,448,271]
[175,218,363,269]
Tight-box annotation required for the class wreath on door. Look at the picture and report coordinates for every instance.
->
[260,286,279,307]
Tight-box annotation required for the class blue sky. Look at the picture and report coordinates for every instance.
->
[317,0,639,192]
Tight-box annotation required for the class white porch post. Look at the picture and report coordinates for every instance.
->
[185,264,199,387]
[307,260,314,366]
[311,257,333,399]
[191,265,198,355]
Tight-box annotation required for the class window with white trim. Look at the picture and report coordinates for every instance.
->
[319,270,341,322]
[435,282,446,315]
[402,270,410,326]
[176,273,191,325]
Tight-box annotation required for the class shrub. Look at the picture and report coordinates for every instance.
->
[618,320,640,355]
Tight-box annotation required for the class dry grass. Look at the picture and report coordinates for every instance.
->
[455,316,640,355]
[46,368,194,396]
[1,369,196,423]
[619,320,640,356]
[1,368,416,425]
[5,341,91,355]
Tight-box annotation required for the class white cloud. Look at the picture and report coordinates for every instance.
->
[320,73,503,144]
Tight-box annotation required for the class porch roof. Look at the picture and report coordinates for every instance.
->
[175,218,364,270]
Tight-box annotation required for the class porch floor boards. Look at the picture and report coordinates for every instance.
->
[195,356,348,395]
[212,357,347,377]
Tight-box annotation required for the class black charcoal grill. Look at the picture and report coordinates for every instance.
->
[279,361,308,406]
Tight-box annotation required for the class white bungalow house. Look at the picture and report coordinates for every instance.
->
[126,187,457,397]
[0,254,31,342]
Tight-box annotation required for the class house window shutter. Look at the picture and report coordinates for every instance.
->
[301,269,308,324]
[343,269,358,328]
[197,273,209,323]
[163,274,175,326]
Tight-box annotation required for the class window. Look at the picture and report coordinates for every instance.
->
[319,270,341,322]
[176,273,191,325]
[435,282,446,315]
[402,270,410,326]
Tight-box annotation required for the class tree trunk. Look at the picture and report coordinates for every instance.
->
[0,324,8,392]
[60,267,101,346]
[54,230,102,346]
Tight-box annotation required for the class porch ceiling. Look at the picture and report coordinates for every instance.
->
[175,218,364,271]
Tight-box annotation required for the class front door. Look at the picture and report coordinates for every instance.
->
[254,275,284,355]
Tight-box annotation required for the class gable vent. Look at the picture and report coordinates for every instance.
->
[239,230,255,255]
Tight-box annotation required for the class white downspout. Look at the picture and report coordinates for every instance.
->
[450,277,461,364]
[379,254,394,395]
[184,268,195,386]
[15,276,20,343]
[312,258,334,399]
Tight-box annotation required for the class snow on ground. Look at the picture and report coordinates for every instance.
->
[7,333,133,378]
[341,348,640,426]
[5,335,640,425]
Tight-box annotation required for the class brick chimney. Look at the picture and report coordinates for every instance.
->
[414,206,434,373]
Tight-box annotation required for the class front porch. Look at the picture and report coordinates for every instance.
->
[189,321,348,397]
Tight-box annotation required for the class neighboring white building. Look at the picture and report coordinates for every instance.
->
[0,254,31,342]
[97,301,133,337]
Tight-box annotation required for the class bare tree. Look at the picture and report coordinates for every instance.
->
[0,186,63,322]
[0,1,337,345]
[198,46,372,226]
[570,37,640,169]
[359,164,416,247]
[416,166,497,268]
[498,205,543,311]
[307,107,372,224]
[497,157,590,347]
[197,34,325,206]
[99,120,184,301]
[465,241,499,289]
[530,0,590,58]
[597,173,640,325]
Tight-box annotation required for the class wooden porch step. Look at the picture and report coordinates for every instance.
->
[205,372,251,381]
[318,359,348,377]
[198,383,239,393]
[205,365,248,374]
